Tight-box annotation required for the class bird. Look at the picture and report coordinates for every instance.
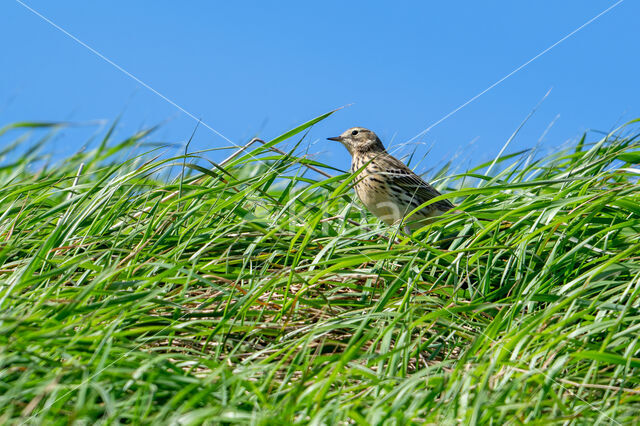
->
[327,127,454,231]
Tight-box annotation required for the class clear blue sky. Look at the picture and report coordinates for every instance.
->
[1,1,638,173]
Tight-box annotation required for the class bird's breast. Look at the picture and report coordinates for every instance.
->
[353,166,403,225]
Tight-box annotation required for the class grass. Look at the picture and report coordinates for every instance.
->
[1,112,640,424]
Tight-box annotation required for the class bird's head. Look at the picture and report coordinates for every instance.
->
[327,127,385,155]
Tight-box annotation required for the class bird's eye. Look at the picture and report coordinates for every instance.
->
[351,130,359,136]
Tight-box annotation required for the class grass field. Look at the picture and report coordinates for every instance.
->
[1,112,640,424]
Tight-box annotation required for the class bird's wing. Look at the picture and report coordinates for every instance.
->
[380,156,455,212]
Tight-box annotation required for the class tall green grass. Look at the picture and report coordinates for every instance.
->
[1,113,639,424]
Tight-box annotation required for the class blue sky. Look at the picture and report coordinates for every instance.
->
[1,1,638,173]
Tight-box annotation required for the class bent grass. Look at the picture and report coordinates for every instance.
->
[1,113,640,424]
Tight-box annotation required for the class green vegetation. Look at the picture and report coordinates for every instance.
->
[1,113,640,424]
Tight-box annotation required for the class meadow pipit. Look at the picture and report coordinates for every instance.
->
[328,127,454,230]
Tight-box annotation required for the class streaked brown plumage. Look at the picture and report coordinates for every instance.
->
[328,127,453,230]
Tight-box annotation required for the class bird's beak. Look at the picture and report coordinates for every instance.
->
[327,136,343,142]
